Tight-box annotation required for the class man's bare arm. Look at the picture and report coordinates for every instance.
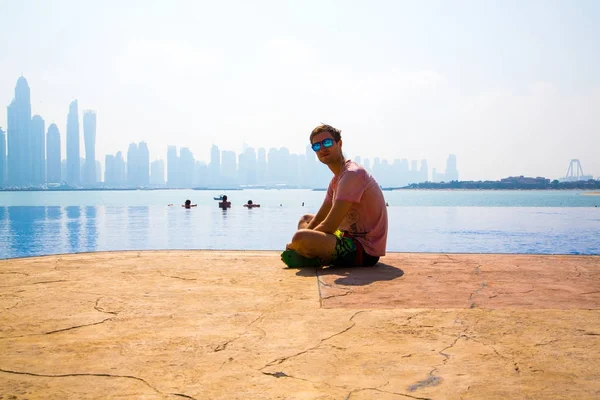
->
[306,200,333,230]
[314,200,354,234]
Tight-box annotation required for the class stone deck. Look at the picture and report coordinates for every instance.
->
[1,251,599,399]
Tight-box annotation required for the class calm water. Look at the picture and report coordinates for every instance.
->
[1,189,599,259]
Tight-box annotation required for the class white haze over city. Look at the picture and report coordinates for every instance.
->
[1,0,599,180]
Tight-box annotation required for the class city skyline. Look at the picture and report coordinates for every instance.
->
[1,75,596,189]
[1,1,599,182]
[0,75,465,189]
[0,75,598,188]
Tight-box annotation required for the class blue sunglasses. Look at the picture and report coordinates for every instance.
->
[312,138,334,152]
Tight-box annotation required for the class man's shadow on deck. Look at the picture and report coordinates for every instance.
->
[296,262,404,286]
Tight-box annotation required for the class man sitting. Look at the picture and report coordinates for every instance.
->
[282,124,388,268]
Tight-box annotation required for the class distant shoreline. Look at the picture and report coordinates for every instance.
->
[1,187,600,193]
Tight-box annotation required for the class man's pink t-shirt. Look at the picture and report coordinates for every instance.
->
[325,160,388,257]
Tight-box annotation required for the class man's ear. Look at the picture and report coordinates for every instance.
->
[338,139,343,148]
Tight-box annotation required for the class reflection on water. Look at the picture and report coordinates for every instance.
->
[6,206,47,258]
[128,206,149,249]
[46,206,64,255]
[65,206,81,253]
[0,205,598,259]
[85,206,98,252]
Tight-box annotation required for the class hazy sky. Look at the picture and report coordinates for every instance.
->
[1,0,599,180]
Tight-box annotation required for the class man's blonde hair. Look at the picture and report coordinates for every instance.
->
[310,124,342,143]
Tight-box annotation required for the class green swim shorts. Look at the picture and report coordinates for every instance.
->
[331,230,379,267]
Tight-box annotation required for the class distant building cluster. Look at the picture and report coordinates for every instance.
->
[0,76,462,189]
[1,77,97,188]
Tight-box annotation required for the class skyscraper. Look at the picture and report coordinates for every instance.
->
[127,143,139,187]
[7,77,32,186]
[30,115,45,184]
[420,160,429,183]
[138,142,150,186]
[83,110,97,185]
[167,146,179,188]
[221,150,236,185]
[104,154,115,184]
[150,160,165,186]
[241,147,257,185]
[0,127,6,185]
[115,151,126,184]
[445,154,459,181]
[179,147,195,188]
[66,100,80,185]
[257,147,267,185]
[209,144,220,185]
[46,123,61,183]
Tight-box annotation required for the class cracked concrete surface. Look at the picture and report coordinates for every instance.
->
[1,251,599,399]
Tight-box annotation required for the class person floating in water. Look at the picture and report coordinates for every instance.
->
[244,200,260,208]
[219,195,231,209]
[168,200,197,208]
[183,199,197,209]
[282,123,388,268]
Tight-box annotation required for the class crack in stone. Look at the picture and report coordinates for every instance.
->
[172,393,198,400]
[444,254,458,263]
[261,371,403,400]
[0,368,161,394]
[468,337,522,376]
[159,271,197,281]
[261,310,368,369]
[94,298,118,315]
[400,311,429,327]
[468,282,488,300]
[316,272,335,289]
[468,282,488,308]
[262,371,289,378]
[414,326,472,393]
[438,334,464,361]
[45,317,114,335]
[322,291,352,300]
[535,339,559,346]
[315,268,327,308]
[4,298,21,311]
[468,337,509,361]
[346,387,432,400]
[260,370,340,392]
[0,271,30,276]
[219,357,234,370]
[487,288,534,299]
[213,313,266,352]
[213,340,234,352]
[0,317,115,340]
